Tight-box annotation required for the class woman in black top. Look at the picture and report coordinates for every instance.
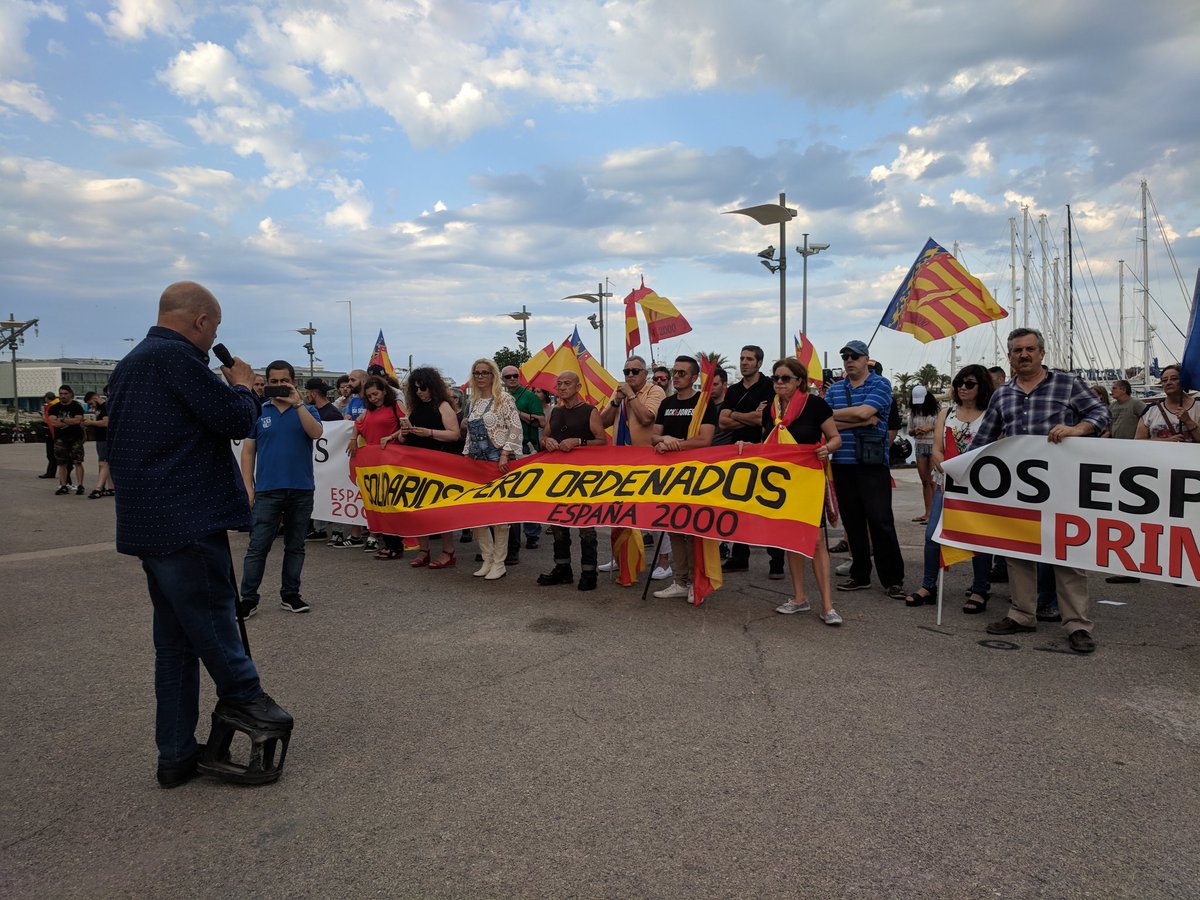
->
[401,367,463,569]
[758,358,844,626]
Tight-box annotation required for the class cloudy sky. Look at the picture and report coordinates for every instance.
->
[3,0,1198,383]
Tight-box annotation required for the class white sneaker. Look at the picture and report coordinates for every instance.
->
[653,583,689,599]
[686,584,696,605]
[597,560,616,572]
[835,560,852,576]
[651,565,673,581]
[775,600,812,614]
[820,609,844,626]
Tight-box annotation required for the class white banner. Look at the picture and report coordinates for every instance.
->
[233,421,365,526]
[938,435,1200,587]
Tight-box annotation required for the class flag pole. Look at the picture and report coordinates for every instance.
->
[935,565,944,627]
[641,533,666,603]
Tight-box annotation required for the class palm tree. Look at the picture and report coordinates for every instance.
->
[915,363,942,389]
[697,351,731,373]
[893,371,915,394]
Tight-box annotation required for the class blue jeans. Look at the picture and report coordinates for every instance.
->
[922,487,992,594]
[241,489,315,603]
[141,532,262,764]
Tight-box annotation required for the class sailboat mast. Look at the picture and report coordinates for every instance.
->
[1067,205,1074,372]
[1039,214,1049,357]
[1118,260,1125,377]
[1009,217,1018,325]
[1022,206,1031,328]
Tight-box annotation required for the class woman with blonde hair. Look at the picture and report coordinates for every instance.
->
[463,358,522,579]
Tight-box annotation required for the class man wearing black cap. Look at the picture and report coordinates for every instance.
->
[827,340,906,599]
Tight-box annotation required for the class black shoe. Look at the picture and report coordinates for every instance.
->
[988,565,1008,583]
[216,692,293,729]
[76,485,85,495]
[537,564,574,586]
[304,529,328,542]
[55,484,70,495]
[526,539,539,550]
[459,530,472,543]
[722,559,749,573]
[985,616,1036,635]
[643,534,654,546]
[768,565,785,581]
[280,595,310,614]
[836,578,870,591]
[38,473,55,479]
[1067,630,1096,654]
[828,539,849,554]
[577,571,597,591]
[1104,575,1140,584]
[719,542,730,560]
[1036,608,1062,623]
[156,745,205,789]
[504,552,520,565]
[884,584,907,601]
[239,600,258,619]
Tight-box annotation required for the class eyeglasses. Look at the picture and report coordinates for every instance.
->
[772,374,796,383]
[653,375,669,382]
[622,367,644,376]
[502,373,520,379]
[840,352,863,361]
[471,370,492,378]
[414,384,428,392]
[671,369,691,378]
[954,380,979,389]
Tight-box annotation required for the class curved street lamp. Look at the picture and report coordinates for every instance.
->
[724,193,797,358]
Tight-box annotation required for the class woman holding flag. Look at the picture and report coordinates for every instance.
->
[907,364,994,612]
[759,358,843,626]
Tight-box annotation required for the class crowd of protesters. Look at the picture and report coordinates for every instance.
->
[42,324,1194,656]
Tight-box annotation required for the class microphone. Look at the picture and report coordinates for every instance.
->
[212,343,235,368]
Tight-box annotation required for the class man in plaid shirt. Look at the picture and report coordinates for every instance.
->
[969,327,1111,654]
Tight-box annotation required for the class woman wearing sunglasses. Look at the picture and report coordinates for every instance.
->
[907,364,995,612]
[761,358,844,625]
[401,367,463,570]
[462,358,522,580]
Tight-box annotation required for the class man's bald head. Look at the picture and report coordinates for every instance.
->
[156,281,222,352]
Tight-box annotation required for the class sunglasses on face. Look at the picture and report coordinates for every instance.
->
[841,352,863,361]
[414,384,428,392]
[671,369,691,378]
[471,371,491,378]
[622,367,644,376]
[502,373,520,380]
[954,380,979,389]
[772,374,796,383]
[654,375,669,382]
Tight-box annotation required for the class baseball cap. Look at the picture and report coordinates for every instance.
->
[367,364,386,376]
[840,340,869,357]
[912,385,927,404]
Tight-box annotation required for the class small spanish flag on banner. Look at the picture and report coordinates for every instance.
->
[938,425,974,567]
[881,239,1008,344]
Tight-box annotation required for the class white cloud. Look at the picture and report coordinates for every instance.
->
[0,2,65,77]
[0,80,54,121]
[871,145,943,182]
[85,113,180,148]
[160,41,255,106]
[101,0,190,41]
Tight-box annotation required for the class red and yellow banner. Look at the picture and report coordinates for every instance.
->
[351,443,826,557]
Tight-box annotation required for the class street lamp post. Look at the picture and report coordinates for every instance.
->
[297,323,318,378]
[795,233,830,336]
[562,279,613,368]
[1,314,39,425]
[505,306,531,355]
[724,192,798,359]
[337,300,355,370]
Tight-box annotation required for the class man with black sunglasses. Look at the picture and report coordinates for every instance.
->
[719,344,786,578]
[600,356,666,446]
[828,340,906,600]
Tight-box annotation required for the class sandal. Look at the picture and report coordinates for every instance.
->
[906,589,934,607]
[410,550,432,568]
[828,539,849,554]
[428,550,457,570]
[374,548,403,560]
[102,488,115,496]
[962,591,990,614]
[88,489,104,499]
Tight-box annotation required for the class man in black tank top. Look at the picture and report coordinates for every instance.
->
[536,372,608,591]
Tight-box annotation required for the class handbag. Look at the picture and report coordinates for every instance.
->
[845,382,886,465]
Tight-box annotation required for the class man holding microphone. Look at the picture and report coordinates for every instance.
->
[107,281,293,789]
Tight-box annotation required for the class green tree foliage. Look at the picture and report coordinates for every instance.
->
[494,345,531,369]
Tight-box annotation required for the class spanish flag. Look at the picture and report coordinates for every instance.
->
[794,331,823,387]
[621,276,692,355]
[881,239,1007,344]
[687,355,723,606]
[938,428,976,567]
[519,340,578,394]
[568,327,620,410]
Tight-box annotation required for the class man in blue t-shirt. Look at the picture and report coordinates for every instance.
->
[827,340,905,599]
[239,360,323,615]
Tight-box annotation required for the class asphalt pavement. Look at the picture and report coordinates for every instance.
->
[1,442,1197,899]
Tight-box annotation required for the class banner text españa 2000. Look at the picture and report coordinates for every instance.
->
[352,443,826,556]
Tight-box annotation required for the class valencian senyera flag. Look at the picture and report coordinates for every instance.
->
[622,276,692,356]
[519,332,619,410]
[794,331,822,386]
[881,239,1008,344]
[369,330,397,379]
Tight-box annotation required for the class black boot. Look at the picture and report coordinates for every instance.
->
[577,571,597,591]
[537,563,574,585]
